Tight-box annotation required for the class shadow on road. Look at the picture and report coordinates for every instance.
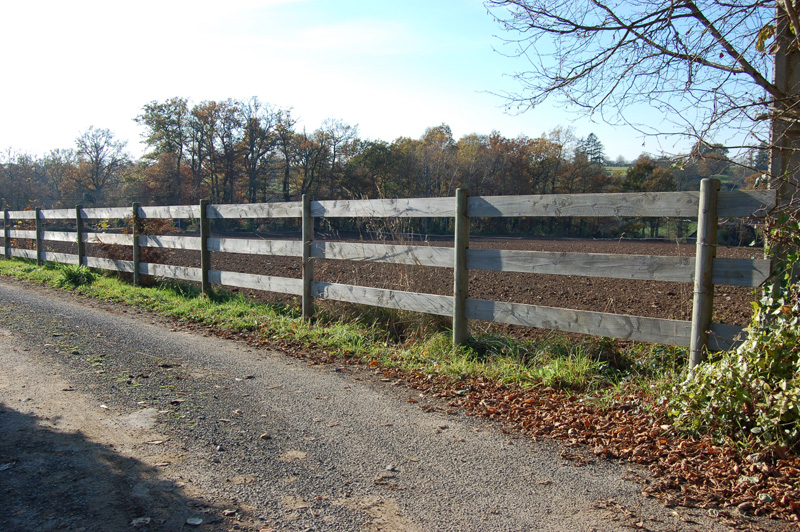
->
[0,402,210,532]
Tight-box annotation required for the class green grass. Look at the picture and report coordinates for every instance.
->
[0,257,686,396]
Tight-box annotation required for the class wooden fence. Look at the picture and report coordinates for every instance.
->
[1,179,776,365]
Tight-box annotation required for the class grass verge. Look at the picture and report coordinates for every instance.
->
[0,258,685,397]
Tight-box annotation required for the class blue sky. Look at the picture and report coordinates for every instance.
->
[0,0,683,162]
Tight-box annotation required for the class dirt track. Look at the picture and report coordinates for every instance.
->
[0,278,750,532]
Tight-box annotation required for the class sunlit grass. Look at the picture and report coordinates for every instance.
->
[0,257,685,395]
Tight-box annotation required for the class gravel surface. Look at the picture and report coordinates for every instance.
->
[0,278,746,531]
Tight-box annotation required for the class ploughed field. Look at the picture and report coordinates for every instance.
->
[119,233,760,342]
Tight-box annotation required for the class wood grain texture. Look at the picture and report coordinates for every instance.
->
[709,323,746,351]
[468,190,775,218]
[85,256,135,273]
[6,210,37,220]
[690,179,720,367]
[466,298,693,346]
[717,190,776,217]
[43,252,79,265]
[79,207,131,219]
[138,205,201,219]
[39,208,74,219]
[208,270,303,295]
[467,249,770,287]
[207,202,303,219]
[138,235,202,250]
[311,197,455,218]
[311,281,453,316]
[8,248,37,259]
[8,230,36,239]
[139,262,202,282]
[82,232,133,246]
[469,193,701,218]
[209,237,302,257]
[42,231,78,243]
[311,241,453,267]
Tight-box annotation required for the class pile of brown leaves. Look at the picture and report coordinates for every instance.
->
[379,367,800,526]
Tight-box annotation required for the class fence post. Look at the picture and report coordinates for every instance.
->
[3,210,9,259]
[302,194,314,321]
[35,207,43,266]
[689,178,720,368]
[453,188,470,345]
[132,202,141,286]
[75,205,85,266]
[200,199,211,295]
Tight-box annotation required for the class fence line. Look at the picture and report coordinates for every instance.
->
[1,180,776,362]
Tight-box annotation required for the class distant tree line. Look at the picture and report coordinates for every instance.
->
[0,96,768,240]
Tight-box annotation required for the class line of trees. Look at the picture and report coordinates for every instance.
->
[0,96,767,238]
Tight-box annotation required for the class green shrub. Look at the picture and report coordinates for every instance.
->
[669,209,800,454]
[57,265,98,288]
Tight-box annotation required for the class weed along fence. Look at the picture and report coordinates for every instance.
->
[2,178,775,364]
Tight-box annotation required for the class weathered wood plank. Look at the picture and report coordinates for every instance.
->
[139,262,202,282]
[7,210,37,220]
[207,202,303,219]
[208,270,304,295]
[80,207,131,219]
[82,232,133,246]
[311,241,453,267]
[3,210,10,259]
[35,208,43,265]
[466,298,693,346]
[200,199,211,294]
[85,256,135,273]
[453,188,470,344]
[312,281,453,316]
[302,194,314,320]
[39,208,74,219]
[469,193,701,218]
[8,230,36,239]
[466,249,770,287]
[469,191,775,219]
[468,249,692,280]
[9,248,37,259]
[208,237,303,257]
[138,235,201,250]
[132,203,141,286]
[690,178,720,367]
[714,258,772,287]
[76,205,85,266]
[43,251,79,265]
[43,231,78,243]
[708,323,746,351]
[717,190,776,217]
[138,205,201,219]
[311,198,455,218]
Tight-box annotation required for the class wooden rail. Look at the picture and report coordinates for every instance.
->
[1,182,776,361]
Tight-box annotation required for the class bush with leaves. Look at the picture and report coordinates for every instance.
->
[56,264,98,288]
[669,202,800,455]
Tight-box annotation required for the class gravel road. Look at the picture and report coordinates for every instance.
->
[0,278,733,531]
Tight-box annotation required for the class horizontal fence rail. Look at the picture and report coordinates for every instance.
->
[1,182,776,360]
